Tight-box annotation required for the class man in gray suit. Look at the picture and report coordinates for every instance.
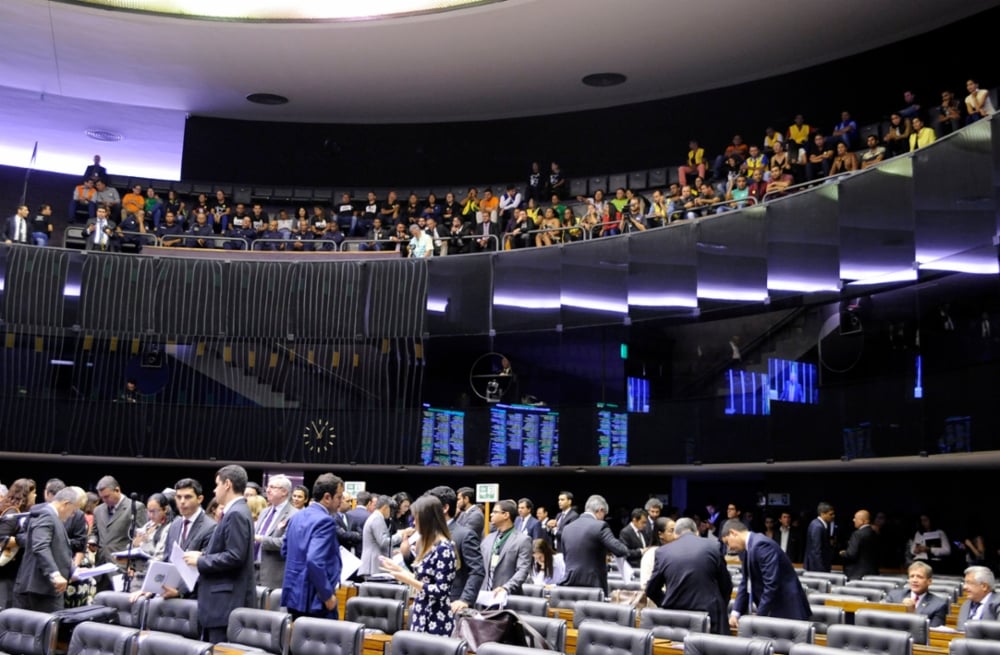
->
[255,474,297,590]
[559,494,641,595]
[359,496,411,578]
[479,499,531,604]
[957,566,1000,630]
[13,487,80,612]
[884,561,949,627]
[93,475,146,590]
[455,487,485,536]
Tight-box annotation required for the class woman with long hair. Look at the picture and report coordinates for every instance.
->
[390,492,412,535]
[0,478,36,608]
[129,492,173,587]
[380,495,457,636]
[531,537,565,586]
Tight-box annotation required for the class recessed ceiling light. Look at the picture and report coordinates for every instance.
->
[85,129,123,142]
[246,93,289,105]
[581,72,627,88]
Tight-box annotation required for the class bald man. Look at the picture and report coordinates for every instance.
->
[840,509,879,580]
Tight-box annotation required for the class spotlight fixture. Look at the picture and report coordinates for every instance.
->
[581,72,627,88]
[85,129,123,142]
[246,93,289,106]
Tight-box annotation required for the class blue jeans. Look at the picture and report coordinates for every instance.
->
[32,232,48,247]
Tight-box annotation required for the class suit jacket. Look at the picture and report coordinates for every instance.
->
[550,509,579,552]
[65,510,88,556]
[449,520,485,604]
[957,593,1000,631]
[559,513,637,594]
[514,516,543,541]
[14,504,73,597]
[346,507,371,534]
[778,527,803,563]
[84,217,118,250]
[804,517,832,572]
[256,501,297,590]
[281,502,341,616]
[618,524,649,568]
[479,529,532,596]
[734,532,811,621]
[645,534,732,635]
[164,511,217,594]
[885,588,949,627]
[93,497,147,567]
[2,215,32,244]
[196,498,256,630]
[456,505,485,537]
[841,524,879,580]
[359,511,397,577]
[334,512,362,554]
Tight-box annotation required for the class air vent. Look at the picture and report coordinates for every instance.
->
[85,129,123,142]
[246,93,289,105]
[581,73,627,87]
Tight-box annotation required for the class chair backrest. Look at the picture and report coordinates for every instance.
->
[288,617,364,655]
[344,597,406,635]
[137,633,212,655]
[67,623,139,655]
[738,615,815,654]
[800,578,831,593]
[267,589,285,613]
[826,624,913,655]
[224,608,291,655]
[802,572,847,586]
[574,601,637,629]
[829,586,884,602]
[549,586,604,609]
[807,605,845,635]
[929,585,960,603]
[0,608,58,655]
[145,598,201,640]
[951,639,1000,655]
[790,644,861,655]
[576,623,653,655]
[357,582,409,602]
[518,615,566,653]
[639,608,711,641]
[847,581,899,594]
[93,591,148,629]
[255,586,271,610]
[504,595,550,617]
[517,584,546,598]
[855,609,930,645]
[389,630,467,655]
[805,593,863,605]
[609,580,643,593]
[683,634,774,655]
[862,576,906,587]
[964,622,1000,641]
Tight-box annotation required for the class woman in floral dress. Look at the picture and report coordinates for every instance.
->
[380,495,457,636]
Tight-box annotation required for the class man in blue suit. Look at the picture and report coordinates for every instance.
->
[804,502,835,572]
[183,465,255,643]
[727,521,811,630]
[514,498,543,540]
[885,561,949,627]
[281,473,343,620]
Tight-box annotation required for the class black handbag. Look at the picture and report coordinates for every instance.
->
[451,609,554,651]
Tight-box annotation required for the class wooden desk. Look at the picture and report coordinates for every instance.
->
[824,599,908,614]
[549,608,575,622]
[814,634,950,655]
[337,585,358,621]
[362,634,393,655]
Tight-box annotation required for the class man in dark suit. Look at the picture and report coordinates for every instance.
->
[84,155,107,182]
[183,465,255,643]
[646,518,732,635]
[840,509,879,580]
[618,508,650,568]
[281,473,343,620]
[727,521,811,629]
[13,487,79,612]
[255,474,298,590]
[804,502,835,572]
[514,498,543,541]
[347,491,374,534]
[420,486,484,612]
[884,561,949,627]
[546,491,579,552]
[479,499,531,603]
[777,511,803,563]
[559,495,641,595]
[455,487,485,536]
[93,475,146,590]
[2,205,32,245]
[85,205,118,251]
[957,566,1000,630]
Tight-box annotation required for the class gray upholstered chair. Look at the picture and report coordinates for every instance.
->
[639,608,711,641]
[825,624,913,655]
[964,622,1000,641]
[136,633,213,655]
[93,591,148,628]
[288,617,364,655]
[255,586,271,610]
[66,623,139,655]
[807,605,845,635]
[789,644,859,655]
[951,639,1000,655]
[846,581,899,594]
[801,572,847,586]
[609,580,643,593]
[357,582,409,602]
[861,576,906,587]
[929,585,960,604]
[388,631,467,655]
[828,586,884,602]
[344,597,406,635]
[144,598,201,640]
[517,584,546,598]
[805,593,862,605]
[0,608,58,655]
[477,645,551,655]
[214,608,291,655]
[737,615,815,654]
[518,615,567,653]
[683,634,774,655]
[549,586,603,609]
[573,601,637,628]
[267,589,285,612]
[799,579,831,594]
[855,609,930,645]
[504,595,549,617]
[576,623,653,655]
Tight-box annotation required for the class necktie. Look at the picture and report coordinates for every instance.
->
[17,217,25,242]
[255,507,276,560]
[969,601,981,620]
[180,519,191,545]
[913,592,920,605]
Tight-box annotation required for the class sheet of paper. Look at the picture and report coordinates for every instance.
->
[72,563,120,580]
[615,556,634,581]
[340,546,362,584]
[141,561,182,595]
[171,542,200,591]
[477,588,507,608]
[111,549,152,560]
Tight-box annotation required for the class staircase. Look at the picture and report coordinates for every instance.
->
[167,344,299,408]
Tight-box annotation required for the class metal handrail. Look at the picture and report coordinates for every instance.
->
[502,222,589,246]
[176,234,252,249]
[117,230,159,245]
[436,232,499,253]
[667,194,758,221]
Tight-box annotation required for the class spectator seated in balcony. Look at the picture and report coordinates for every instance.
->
[826,110,858,151]
[763,126,784,156]
[713,134,749,180]
[608,187,629,219]
[626,188,647,215]
[646,188,670,227]
[318,221,345,251]
[223,216,257,250]
[207,189,228,233]
[787,114,812,167]
[250,203,270,233]
[267,208,288,239]
[121,184,145,221]
[309,205,330,238]
[404,193,421,224]
[335,192,359,236]
[883,112,912,158]
[441,192,460,226]
[447,215,471,254]
[31,204,54,246]
[716,175,751,214]
[85,205,116,251]
[164,189,183,220]
[499,185,521,227]
[460,187,479,225]
[362,191,379,231]
[765,166,794,196]
[965,78,995,123]
[619,198,648,234]
[381,190,402,225]
[575,188,607,220]
[361,217,391,252]
[256,219,285,251]
[829,141,860,176]
[407,223,434,258]
[117,208,149,252]
[563,207,584,242]
[860,135,886,169]
[715,155,742,195]
[390,221,409,255]
[155,211,184,247]
[748,169,769,203]
[909,116,937,151]
[479,188,500,226]
[91,179,120,220]
[678,139,707,186]
[548,161,567,199]
[289,218,315,251]
[669,185,698,221]
[741,145,769,180]
[70,178,97,222]
[536,207,563,246]
[806,133,833,180]
[186,209,216,248]
[141,187,163,229]
[768,141,791,180]
[421,193,442,223]
[935,90,963,137]
[191,192,210,216]
[694,182,721,215]
[424,217,446,256]
[504,208,534,250]
[229,202,250,228]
